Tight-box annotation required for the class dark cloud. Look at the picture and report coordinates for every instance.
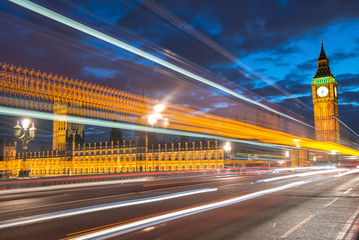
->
[336,73,359,88]
[297,58,316,71]
[154,0,359,56]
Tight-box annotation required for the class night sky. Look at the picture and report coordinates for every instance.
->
[0,0,358,146]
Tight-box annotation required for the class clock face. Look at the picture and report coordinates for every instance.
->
[334,86,337,98]
[317,86,329,97]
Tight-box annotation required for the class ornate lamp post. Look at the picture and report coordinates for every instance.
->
[14,119,37,177]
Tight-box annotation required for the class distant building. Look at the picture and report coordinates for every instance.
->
[312,41,340,143]
[0,139,16,162]
[53,102,85,151]
[0,139,17,178]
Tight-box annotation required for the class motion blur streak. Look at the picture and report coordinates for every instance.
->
[334,169,359,177]
[0,178,147,195]
[257,169,344,182]
[1,105,359,156]
[8,0,312,128]
[0,105,286,149]
[69,181,307,240]
[0,188,217,229]
[274,166,336,172]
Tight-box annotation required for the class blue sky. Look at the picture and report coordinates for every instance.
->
[0,0,358,145]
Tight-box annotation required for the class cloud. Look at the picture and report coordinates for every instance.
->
[297,58,316,71]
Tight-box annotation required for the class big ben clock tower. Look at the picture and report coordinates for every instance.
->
[312,42,340,143]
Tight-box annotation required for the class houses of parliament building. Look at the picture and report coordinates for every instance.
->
[0,102,225,177]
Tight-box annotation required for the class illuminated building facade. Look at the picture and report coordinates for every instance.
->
[0,138,224,177]
[53,102,85,151]
[0,90,224,177]
[312,42,340,143]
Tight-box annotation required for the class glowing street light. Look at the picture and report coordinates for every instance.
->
[224,142,231,160]
[154,104,165,113]
[293,139,301,148]
[224,142,231,152]
[147,115,157,125]
[14,119,37,177]
[148,104,169,127]
[330,150,338,155]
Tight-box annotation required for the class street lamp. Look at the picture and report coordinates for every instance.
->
[147,104,169,127]
[14,119,37,177]
[223,142,231,161]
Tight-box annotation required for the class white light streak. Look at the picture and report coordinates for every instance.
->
[0,188,217,229]
[0,178,147,195]
[343,188,352,195]
[334,116,359,138]
[334,169,359,178]
[8,0,313,128]
[257,169,343,183]
[69,181,307,239]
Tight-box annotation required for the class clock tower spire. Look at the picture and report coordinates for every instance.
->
[312,42,339,143]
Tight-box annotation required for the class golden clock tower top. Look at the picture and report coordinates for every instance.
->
[314,41,333,78]
[311,41,340,143]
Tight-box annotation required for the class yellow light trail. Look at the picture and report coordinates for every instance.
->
[1,106,359,157]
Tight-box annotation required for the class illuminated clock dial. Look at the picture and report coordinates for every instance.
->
[334,86,337,98]
[317,86,329,97]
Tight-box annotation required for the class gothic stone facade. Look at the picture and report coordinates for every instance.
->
[0,139,224,177]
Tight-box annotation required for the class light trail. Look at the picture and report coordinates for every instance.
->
[8,0,313,128]
[257,168,344,183]
[334,169,359,178]
[0,188,217,229]
[334,116,359,138]
[67,181,307,239]
[274,166,336,172]
[0,105,288,149]
[0,178,147,195]
[1,105,359,156]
